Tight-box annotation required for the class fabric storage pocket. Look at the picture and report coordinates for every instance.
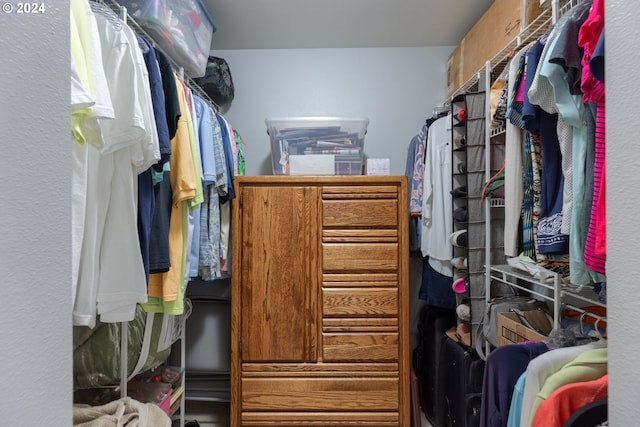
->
[465,143,486,173]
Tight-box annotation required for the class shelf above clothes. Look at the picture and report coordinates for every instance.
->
[448,0,583,101]
[490,263,606,331]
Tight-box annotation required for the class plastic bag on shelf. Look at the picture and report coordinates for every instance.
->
[73,305,173,389]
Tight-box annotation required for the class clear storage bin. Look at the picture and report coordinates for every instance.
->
[121,0,216,77]
[266,117,369,175]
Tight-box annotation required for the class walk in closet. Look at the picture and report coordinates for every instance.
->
[413,0,610,426]
[10,0,640,426]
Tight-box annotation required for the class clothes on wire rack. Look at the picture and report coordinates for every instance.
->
[493,0,607,284]
[479,341,550,427]
[405,112,447,253]
[475,334,608,427]
[404,111,457,309]
[71,0,245,327]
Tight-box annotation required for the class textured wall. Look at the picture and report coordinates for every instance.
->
[606,0,640,423]
[0,4,71,426]
[213,46,453,176]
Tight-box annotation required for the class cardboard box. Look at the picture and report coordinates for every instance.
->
[497,310,552,346]
[446,42,464,97]
[446,0,546,97]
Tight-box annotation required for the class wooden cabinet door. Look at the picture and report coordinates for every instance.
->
[237,184,320,362]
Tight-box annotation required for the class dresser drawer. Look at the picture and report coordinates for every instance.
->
[323,243,398,272]
[323,198,398,228]
[241,376,398,411]
[323,333,398,362]
[323,287,398,317]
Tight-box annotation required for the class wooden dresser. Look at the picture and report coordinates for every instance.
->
[230,176,409,426]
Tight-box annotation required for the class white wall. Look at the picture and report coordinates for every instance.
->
[212,47,453,176]
[606,1,640,424]
[3,1,640,425]
[0,4,71,426]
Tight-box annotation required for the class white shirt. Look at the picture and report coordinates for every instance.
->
[74,4,151,327]
[421,114,453,276]
[519,339,607,427]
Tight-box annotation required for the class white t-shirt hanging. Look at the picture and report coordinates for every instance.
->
[74,4,151,327]
[421,114,453,277]
[70,0,114,148]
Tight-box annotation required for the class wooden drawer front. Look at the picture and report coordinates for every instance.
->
[323,199,398,228]
[242,377,398,411]
[322,185,399,199]
[323,243,398,272]
[241,411,399,426]
[323,333,398,361]
[323,288,397,317]
[323,317,398,333]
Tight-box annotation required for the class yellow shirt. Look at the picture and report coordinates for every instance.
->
[146,74,198,309]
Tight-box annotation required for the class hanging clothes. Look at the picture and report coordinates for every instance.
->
[518,339,607,427]
[421,113,453,277]
[579,0,606,275]
[71,0,246,325]
[503,45,530,257]
[73,1,160,327]
[144,74,200,315]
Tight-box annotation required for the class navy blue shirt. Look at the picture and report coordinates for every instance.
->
[419,257,455,310]
[479,341,549,427]
[216,113,236,202]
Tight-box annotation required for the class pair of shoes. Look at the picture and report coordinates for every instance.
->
[453,206,467,222]
[451,185,467,198]
[445,322,471,347]
[451,256,467,269]
[453,108,467,127]
[452,277,467,294]
[454,135,466,149]
[449,229,467,247]
[456,162,467,173]
[456,303,471,322]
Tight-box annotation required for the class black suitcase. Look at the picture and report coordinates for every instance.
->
[443,336,485,427]
[412,305,456,426]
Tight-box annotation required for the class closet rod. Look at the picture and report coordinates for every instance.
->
[99,0,220,112]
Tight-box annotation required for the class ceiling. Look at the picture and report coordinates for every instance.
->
[202,0,495,50]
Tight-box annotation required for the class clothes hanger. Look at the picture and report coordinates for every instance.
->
[564,396,608,427]
[592,317,605,340]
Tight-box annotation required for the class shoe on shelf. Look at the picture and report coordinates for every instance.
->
[453,108,467,127]
[452,277,467,294]
[451,185,467,198]
[456,303,471,322]
[449,229,467,247]
[457,322,472,347]
[453,206,467,222]
[451,256,468,270]
[454,135,466,149]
